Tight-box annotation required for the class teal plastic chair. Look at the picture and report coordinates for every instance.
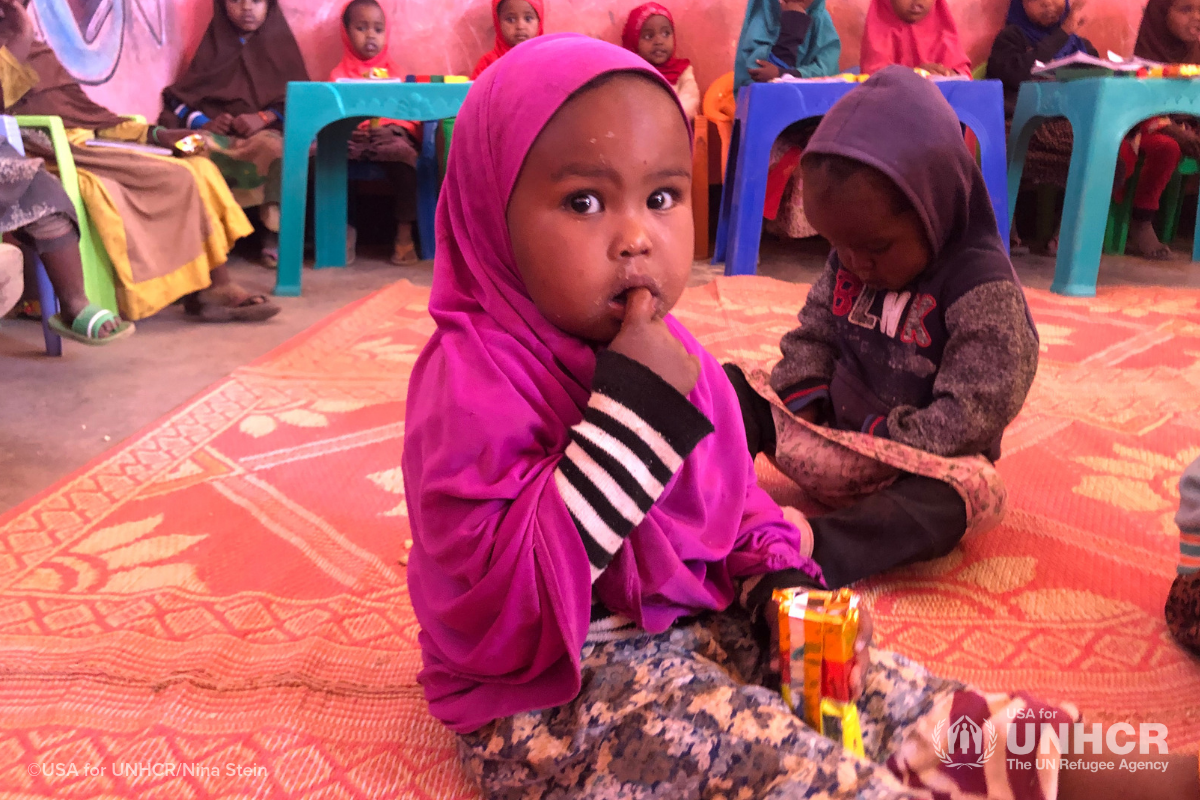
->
[1008,77,1200,296]
[274,81,470,297]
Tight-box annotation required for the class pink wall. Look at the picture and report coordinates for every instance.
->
[63,0,1151,123]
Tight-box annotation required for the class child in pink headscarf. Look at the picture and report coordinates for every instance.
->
[402,33,1197,800]
[328,0,420,264]
[861,0,972,76]
[622,2,699,121]
[469,0,544,79]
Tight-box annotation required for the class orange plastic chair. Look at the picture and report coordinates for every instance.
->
[702,72,737,181]
[692,113,711,259]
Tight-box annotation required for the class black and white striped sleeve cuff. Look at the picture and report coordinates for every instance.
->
[556,350,715,583]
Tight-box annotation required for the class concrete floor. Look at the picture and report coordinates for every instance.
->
[2,236,1198,513]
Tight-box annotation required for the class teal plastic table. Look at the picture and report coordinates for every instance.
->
[1008,77,1200,297]
[275,81,470,296]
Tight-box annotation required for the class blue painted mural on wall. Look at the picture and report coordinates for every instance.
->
[31,0,163,84]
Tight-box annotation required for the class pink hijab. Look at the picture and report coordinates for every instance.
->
[860,0,972,77]
[403,33,820,734]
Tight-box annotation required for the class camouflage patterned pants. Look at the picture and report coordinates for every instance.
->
[458,611,1074,799]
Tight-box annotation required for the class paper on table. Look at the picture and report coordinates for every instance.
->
[82,140,173,156]
[1031,51,1160,76]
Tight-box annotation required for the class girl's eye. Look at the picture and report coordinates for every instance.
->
[647,189,680,211]
[566,193,602,215]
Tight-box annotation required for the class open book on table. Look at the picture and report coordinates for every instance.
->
[1031,51,1161,80]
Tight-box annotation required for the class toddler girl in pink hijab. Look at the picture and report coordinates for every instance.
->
[401,33,1198,800]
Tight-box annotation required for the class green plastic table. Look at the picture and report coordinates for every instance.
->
[275,81,470,296]
[1008,76,1200,297]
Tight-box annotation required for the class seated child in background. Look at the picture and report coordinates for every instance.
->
[861,0,972,76]
[161,0,311,268]
[736,0,840,89]
[989,0,1182,259]
[725,66,1040,589]
[735,0,841,239]
[1168,455,1200,655]
[329,0,420,264]
[622,3,699,121]
[1129,0,1200,258]
[469,0,543,80]
[404,38,1200,798]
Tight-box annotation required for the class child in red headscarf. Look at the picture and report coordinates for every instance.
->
[622,3,699,121]
[860,0,972,76]
[469,0,544,80]
[329,0,420,264]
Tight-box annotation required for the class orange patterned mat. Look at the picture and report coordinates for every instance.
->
[1,276,1198,799]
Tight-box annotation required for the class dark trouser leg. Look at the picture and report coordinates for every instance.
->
[810,474,966,588]
[20,212,87,320]
[722,363,776,457]
[385,162,418,224]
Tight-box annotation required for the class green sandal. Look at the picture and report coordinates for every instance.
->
[49,304,135,346]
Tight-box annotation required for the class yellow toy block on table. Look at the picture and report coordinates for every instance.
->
[16,114,120,315]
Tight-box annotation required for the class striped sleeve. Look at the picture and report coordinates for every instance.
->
[555,350,714,583]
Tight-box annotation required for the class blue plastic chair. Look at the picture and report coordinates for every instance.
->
[714,79,1009,277]
[1008,77,1200,297]
[1,114,61,356]
[275,81,470,296]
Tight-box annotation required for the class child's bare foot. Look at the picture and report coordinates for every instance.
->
[392,224,418,265]
[1128,218,1172,260]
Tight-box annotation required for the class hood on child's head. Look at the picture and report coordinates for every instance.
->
[429,34,686,375]
[802,65,979,260]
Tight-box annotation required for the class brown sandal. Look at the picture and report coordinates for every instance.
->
[185,284,281,323]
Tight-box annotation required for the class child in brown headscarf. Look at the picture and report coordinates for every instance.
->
[1133,0,1200,161]
[161,0,310,268]
[0,0,274,323]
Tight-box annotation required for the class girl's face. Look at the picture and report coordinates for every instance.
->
[1022,0,1065,28]
[890,0,932,24]
[637,14,675,67]
[225,0,268,33]
[506,74,693,344]
[498,0,540,48]
[802,161,931,292]
[346,2,386,60]
[1168,0,1200,45]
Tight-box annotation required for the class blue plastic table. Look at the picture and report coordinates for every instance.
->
[275,81,470,296]
[1008,77,1200,297]
[715,79,1009,277]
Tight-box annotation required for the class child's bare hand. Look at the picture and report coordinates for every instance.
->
[749,59,783,82]
[847,604,873,701]
[608,287,700,397]
[203,113,234,135]
[231,112,268,137]
[919,62,954,76]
